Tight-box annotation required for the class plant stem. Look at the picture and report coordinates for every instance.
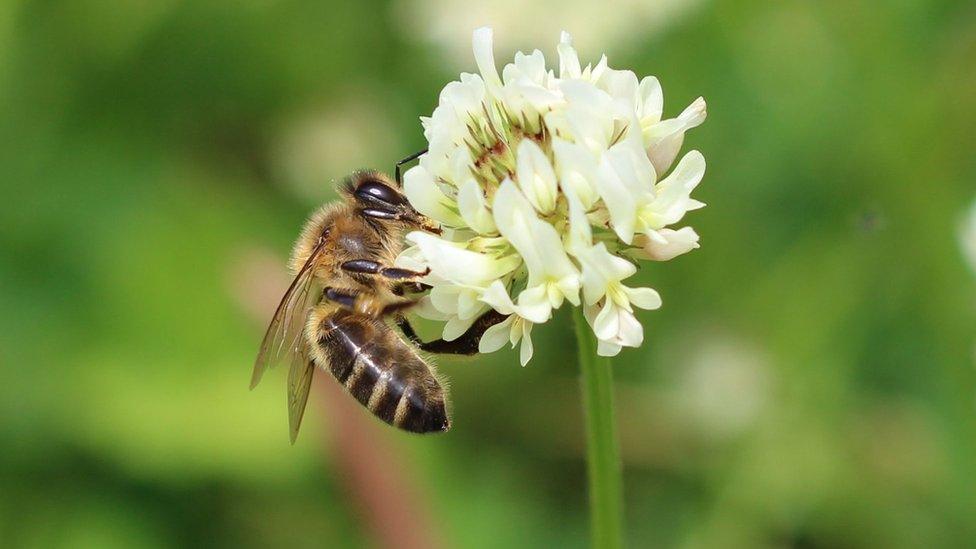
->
[573,308,624,549]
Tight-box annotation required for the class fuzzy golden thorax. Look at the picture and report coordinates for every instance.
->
[289,171,435,292]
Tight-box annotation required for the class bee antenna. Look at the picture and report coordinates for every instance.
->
[394,149,428,186]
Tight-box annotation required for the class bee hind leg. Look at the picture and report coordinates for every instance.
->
[398,310,507,355]
[395,315,423,345]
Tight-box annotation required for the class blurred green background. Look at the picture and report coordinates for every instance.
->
[2,0,975,547]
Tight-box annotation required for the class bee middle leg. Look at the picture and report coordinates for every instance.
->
[341,259,430,285]
[323,287,414,318]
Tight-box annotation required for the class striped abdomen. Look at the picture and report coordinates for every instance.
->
[312,310,449,433]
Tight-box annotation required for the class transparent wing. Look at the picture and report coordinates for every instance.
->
[250,240,325,390]
[288,349,315,444]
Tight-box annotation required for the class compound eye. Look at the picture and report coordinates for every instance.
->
[355,180,406,207]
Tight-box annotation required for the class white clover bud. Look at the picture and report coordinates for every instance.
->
[398,27,707,363]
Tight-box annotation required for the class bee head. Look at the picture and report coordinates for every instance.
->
[343,171,441,234]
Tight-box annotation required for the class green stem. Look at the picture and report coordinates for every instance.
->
[573,308,624,549]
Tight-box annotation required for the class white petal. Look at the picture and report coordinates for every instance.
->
[429,284,461,314]
[575,242,637,305]
[638,76,663,124]
[457,178,497,234]
[457,290,485,320]
[551,138,600,209]
[597,339,623,357]
[492,179,579,287]
[637,227,700,261]
[557,31,581,79]
[403,166,463,227]
[552,137,599,210]
[443,314,478,341]
[593,156,638,244]
[508,319,522,346]
[518,323,535,366]
[472,27,502,92]
[515,285,553,323]
[439,75,486,119]
[412,295,451,321]
[407,232,519,286]
[583,302,600,328]
[588,54,609,82]
[479,316,514,353]
[510,83,562,110]
[564,186,593,255]
[647,150,706,227]
[645,96,706,175]
[606,140,656,195]
[515,140,558,214]
[592,299,619,341]
[479,280,518,315]
[556,276,582,307]
[624,287,662,310]
[503,49,547,86]
[591,142,655,244]
[448,146,476,184]
[597,67,639,110]
[616,310,644,347]
[580,269,606,306]
[553,80,616,152]
[394,244,429,273]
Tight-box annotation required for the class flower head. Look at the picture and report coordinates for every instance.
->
[399,27,707,363]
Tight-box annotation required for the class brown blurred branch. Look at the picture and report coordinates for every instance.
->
[316,377,445,549]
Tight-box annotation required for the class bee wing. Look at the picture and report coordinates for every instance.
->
[250,240,325,390]
[288,351,315,444]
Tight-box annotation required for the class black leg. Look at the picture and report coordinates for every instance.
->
[395,149,428,186]
[415,310,507,355]
[391,281,432,296]
[400,281,431,294]
[361,208,400,221]
[359,207,428,229]
[341,259,430,283]
[341,259,382,274]
[395,315,423,346]
[379,266,430,281]
[323,287,414,317]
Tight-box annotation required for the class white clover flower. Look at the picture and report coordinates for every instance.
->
[398,27,707,363]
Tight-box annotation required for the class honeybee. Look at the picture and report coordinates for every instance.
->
[251,154,504,442]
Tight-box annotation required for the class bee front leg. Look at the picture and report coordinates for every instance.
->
[360,208,442,235]
[394,281,431,295]
[323,287,414,318]
[379,266,431,282]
